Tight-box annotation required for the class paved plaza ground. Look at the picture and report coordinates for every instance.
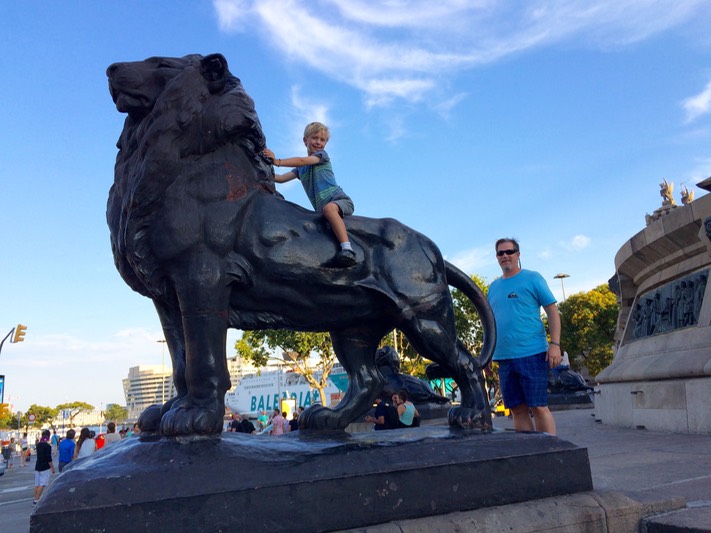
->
[3,408,710,531]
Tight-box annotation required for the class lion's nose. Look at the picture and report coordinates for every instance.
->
[107,63,120,78]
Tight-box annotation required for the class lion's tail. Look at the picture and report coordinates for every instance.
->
[445,261,496,368]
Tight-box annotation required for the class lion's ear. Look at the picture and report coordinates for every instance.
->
[201,53,229,93]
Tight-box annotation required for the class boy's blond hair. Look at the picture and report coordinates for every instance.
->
[303,121,329,140]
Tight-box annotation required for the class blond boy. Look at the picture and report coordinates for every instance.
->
[263,122,356,267]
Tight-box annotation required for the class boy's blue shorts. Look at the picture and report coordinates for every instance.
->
[498,352,549,409]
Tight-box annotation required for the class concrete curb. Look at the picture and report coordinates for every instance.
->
[336,491,686,533]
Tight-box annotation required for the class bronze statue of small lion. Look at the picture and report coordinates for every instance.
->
[107,53,496,436]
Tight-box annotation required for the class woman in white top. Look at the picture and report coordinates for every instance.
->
[73,428,96,459]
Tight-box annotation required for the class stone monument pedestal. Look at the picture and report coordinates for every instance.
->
[599,187,711,434]
[31,426,592,532]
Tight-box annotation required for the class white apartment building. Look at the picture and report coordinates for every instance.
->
[121,356,257,420]
[122,365,176,420]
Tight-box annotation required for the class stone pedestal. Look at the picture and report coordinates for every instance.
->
[599,190,711,434]
[31,427,592,532]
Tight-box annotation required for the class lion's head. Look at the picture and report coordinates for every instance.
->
[375,346,401,374]
[107,53,271,176]
[107,53,275,299]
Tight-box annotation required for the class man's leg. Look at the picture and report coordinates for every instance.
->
[519,352,556,434]
[498,359,533,431]
[510,404,535,432]
[531,406,557,435]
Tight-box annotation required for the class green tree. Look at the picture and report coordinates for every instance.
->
[104,404,128,424]
[451,274,499,400]
[25,404,59,430]
[0,403,14,429]
[236,330,337,406]
[559,284,619,378]
[451,274,489,356]
[379,330,424,377]
[56,401,95,429]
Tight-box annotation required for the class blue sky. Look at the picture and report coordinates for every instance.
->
[2,1,711,413]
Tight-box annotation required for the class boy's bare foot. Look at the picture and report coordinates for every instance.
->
[335,249,356,267]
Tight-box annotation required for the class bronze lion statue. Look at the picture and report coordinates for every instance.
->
[107,53,496,436]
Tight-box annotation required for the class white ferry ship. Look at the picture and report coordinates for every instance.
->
[225,367,347,415]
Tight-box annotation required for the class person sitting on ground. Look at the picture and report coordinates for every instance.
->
[394,390,420,428]
[365,397,399,430]
[262,121,357,267]
[57,429,76,472]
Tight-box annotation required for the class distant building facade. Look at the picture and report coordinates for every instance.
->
[123,365,176,420]
[55,407,117,430]
[226,355,258,392]
[121,357,272,420]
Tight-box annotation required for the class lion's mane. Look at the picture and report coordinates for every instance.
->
[107,54,274,300]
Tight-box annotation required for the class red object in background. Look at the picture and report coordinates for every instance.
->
[95,434,105,450]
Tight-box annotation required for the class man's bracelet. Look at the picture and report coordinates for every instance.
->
[550,341,560,346]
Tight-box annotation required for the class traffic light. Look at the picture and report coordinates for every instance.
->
[12,324,27,343]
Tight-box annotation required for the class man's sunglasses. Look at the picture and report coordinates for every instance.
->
[497,249,518,256]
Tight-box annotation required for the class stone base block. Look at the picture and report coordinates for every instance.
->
[31,426,592,533]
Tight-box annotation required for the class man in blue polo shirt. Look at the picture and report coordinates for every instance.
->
[488,238,563,435]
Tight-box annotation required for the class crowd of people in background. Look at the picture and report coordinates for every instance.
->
[226,406,305,436]
[227,394,425,436]
[1,421,142,507]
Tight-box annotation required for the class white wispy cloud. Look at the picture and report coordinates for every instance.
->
[686,157,711,184]
[213,0,252,31]
[537,247,553,260]
[213,0,709,107]
[287,86,331,150]
[569,235,592,250]
[434,93,470,120]
[447,246,495,277]
[682,80,711,123]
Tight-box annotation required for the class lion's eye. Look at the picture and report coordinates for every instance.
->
[146,57,180,70]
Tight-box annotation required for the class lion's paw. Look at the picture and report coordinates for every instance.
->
[298,404,346,430]
[160,402,223,436]
[137,404,163,434]
[448,406,492,431]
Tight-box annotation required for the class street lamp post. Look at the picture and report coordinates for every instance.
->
[157,340,167,404]
[554,273,570,302]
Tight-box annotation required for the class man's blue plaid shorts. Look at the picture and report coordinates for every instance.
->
[498,352,549,408]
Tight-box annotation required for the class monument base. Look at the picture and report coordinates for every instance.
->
[31,426,592,532]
